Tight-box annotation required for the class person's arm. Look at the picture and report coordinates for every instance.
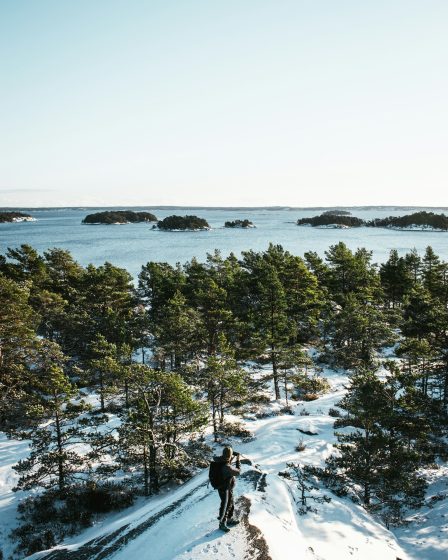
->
[222,461,241,478]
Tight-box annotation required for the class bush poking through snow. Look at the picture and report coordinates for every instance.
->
[279,405,294,415]
[295,438,306,452]
[328,407,342,417]
[301,393,319,401]
[279,463,331,514]
[249,393,271,404]
[182,440,213,469]
[11,483,134,556]
[218,421,254,440]
[294,374,330,401]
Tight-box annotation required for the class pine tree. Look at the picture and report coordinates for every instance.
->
[153,290,202,370]
[85,335,121,412]
[421,246,446,300]
[277,345,312,405]
[324,369,427,524]
[118,365,207,495]
[199,334,248,440]
[79,262,137,354]
[13,341,90,494]
[280,463,331,514]
[380,249,413,308]
[326,293,395,369]
[0,275,38,430]
[324,243,379,304]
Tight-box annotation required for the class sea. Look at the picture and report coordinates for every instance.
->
[1,206,448,280]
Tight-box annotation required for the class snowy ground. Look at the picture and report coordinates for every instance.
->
[0,364,447,559]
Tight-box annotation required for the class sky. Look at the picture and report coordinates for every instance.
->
[0,0,447,208]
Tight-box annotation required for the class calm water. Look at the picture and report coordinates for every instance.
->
[1,207,448,279]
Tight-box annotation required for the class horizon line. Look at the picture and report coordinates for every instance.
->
[2,205,448,211]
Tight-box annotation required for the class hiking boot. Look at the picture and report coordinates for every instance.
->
[227,518,240,526]
[219,521,230,532]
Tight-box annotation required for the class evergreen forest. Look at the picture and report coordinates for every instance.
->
[82,210,158,224]
[297,210,448,229]
[156,215,210,230]
[0,212,34,223]
[1,242,448,554]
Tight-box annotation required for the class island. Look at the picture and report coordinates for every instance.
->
[82,210,158,224]
[0,211,36,223]
[297,213,364,228]
[224,219,255,228]
[366,211,448,231]
[156,215,210,231]
[321,209,352,216]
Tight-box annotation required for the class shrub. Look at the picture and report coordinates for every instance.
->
[328,407,342,417]
[83,482,134,513]
[219,421,253,440]
[250,393,271,404]
[280,405,294,415]
[183,440,213,469]
[11,483,135,556]
[302,393,319,401]
[294,374,330,401]
[296,438,306,452]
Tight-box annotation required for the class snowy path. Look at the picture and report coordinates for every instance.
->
[32,469,270,560]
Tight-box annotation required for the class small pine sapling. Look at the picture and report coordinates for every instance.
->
[279,463,331,514]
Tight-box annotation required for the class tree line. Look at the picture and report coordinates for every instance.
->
[298,210,448,229]
[1,242,447,553]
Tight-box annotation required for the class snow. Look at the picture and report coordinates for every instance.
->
[249,475,310,559]
[0,433,30,559]
[0,361,446,559]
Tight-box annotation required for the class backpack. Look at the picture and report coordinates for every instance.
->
[209,460,225,489]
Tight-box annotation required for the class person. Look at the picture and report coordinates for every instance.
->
[214,446,241,532]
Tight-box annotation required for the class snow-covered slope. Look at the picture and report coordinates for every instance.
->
[1,366,446,560]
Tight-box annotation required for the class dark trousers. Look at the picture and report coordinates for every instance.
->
[218,487,234,522]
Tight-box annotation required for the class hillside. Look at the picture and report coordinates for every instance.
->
[1,362,446,560]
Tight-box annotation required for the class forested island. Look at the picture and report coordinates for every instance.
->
[368,211,448,230]
[224,219,255,228]
[298,211,448,230]
[0,211,35,223]
[297,213,364,228]
[1,241,448,555]
[321,209,352,216]
[156,214,210,230]
[82,210,158,224]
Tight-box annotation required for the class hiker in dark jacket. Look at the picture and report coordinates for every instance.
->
[214,446,241,532]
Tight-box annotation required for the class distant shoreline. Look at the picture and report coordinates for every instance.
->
[1,205,448,212]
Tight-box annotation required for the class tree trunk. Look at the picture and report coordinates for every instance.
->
[272,349,280,400]
[143,445,149,497]
[363,483,370,506]
[149,444,158,494]
[124,379,129,409]
[54,406,65,493]
[99,369,105,412]
[212,397,218,442]
[219,387,225,427]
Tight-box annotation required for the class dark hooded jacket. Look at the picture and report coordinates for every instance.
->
[212,455,241,490]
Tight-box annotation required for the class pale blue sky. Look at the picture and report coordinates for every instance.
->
[1,0,447,207]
